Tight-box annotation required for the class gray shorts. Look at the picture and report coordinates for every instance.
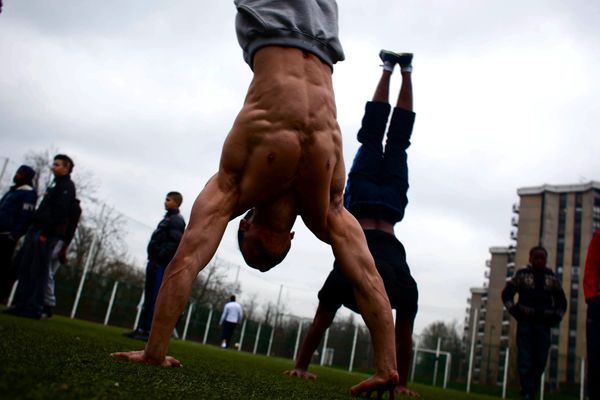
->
[234,0,345,69]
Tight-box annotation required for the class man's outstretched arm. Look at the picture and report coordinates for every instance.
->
[285,303,336,379]
[112,175,237,365]
[326,205,398,397]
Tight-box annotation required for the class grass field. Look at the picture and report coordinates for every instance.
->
[0,312,522,399]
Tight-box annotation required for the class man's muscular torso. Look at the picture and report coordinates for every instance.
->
[220,47,345,238]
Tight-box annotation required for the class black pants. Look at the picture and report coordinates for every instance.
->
[137,260,167,332]
[221,321,238,347]
[587,297,600,399]
[13,230,58,317]
[517,321,551,398]
[0,234,18,303]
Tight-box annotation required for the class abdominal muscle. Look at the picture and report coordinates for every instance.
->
[222,46,343,214]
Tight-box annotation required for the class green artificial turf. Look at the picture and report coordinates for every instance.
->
[0,312,504,399]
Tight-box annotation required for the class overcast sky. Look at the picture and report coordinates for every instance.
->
[1,1,599,336]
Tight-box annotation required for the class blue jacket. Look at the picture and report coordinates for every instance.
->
[147,209,186,263]
[0,184,38,240]
[32,174,76,238]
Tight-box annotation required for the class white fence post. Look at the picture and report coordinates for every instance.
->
[202,305,213,344]
[502,347,510,399]
[293,320,303,361]
[411,335,420,382]
[433,337,441,386]
[7,280,18,307]
[238,319,247,351]
[320,328,330,366]
[466,308,479,393]
[349,324,359,372]
[70,234,97,319]
[443,353,451,389]
[267,314,278,357]
[253,323,262,354]
[541,372,545,400]
[103,281,119,325]
[182,303,194,340]
[133,291,144,329]
[0,157,9,186]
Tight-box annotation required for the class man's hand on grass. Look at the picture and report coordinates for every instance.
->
[110,350,182,368]
[283,368,317,380]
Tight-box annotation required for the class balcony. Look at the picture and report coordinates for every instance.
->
[513,203,519,214]
[484,270,490,279]
[485,259,491,268]
[510,230,518,241]
[511,216,519,226]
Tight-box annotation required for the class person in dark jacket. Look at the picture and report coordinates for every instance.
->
[124,192,186,340]
[502,246,567,400]
[7,154,77,319]
[0,165,37,303]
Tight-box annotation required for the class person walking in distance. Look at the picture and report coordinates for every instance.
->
[219,295,243,349]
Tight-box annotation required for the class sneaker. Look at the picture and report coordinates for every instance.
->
[397,52,413,68]
[379,49,400,67]
[41,305,54,319]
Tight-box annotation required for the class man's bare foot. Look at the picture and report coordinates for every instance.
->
[350,371,399,398]
[110,350,182,368]
[394,385,420,397]
[283,368,317,380]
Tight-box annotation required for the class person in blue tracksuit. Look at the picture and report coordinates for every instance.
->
[0,165,37,303]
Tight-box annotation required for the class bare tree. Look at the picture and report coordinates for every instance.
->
[189,256,238,307]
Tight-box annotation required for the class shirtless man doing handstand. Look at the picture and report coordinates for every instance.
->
[112,1,398,396]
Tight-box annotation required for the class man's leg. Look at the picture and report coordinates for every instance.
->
[517,322,536,398]
[43,239,64,316]
[531,324,551,398]
[0,234,17,303]
[137,261,158,333]
[381,61,415,222]
[344,67,392,210]
[587,298,600,399]
[221,321,236,348]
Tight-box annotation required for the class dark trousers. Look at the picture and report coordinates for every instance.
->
[587,297,600,399]
[517,321,551,398]
[13,230,58,316]
[0,234,18,303]
[344,101,415,223]
[221,321,238,347]
[137,259,167,332]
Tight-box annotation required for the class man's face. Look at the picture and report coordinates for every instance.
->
[529,249,547,269]
[238,218,294,272]
[164,196,178,210]
[13,171,26,185]
[52,159,69,177]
